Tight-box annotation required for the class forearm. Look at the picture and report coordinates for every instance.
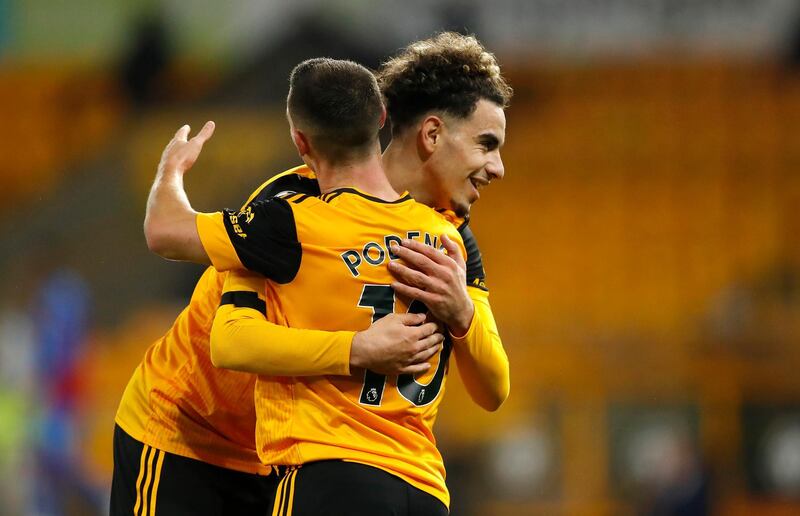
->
[448,302,474,339]
[210,304,354,376]
[144,168,210,264]
[452,288,510,412]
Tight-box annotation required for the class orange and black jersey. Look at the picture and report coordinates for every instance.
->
[210,189,469,507]
[203,181,488,293]
[116,162,508,488]
[216,190,457,284]
[196,166,508,413]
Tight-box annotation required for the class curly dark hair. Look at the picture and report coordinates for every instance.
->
[377,32,512,135]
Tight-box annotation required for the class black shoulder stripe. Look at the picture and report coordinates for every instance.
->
[458,223,489,291]
[291,194,311,204]
[283,193,303,203]
[220,291,267,315]
[221,197,302,284]
[249,173,321,205]
[326,188,413,204]
[325,191,344,203]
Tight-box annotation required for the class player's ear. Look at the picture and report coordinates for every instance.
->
[292,128,310,157]
[419,115,443,155]
[378,106,387,129]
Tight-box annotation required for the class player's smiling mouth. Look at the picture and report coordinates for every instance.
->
[470,177,489,191]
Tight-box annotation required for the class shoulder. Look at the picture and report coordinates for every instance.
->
[433,210,479,250]
[242,165,320,208]
[267,191,329,222]
[416,204,465,240]
[247,192,333,239]
[457,221,478,248]
[457,221,488,291]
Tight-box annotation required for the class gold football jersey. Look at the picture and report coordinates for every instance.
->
[214,188,467,507]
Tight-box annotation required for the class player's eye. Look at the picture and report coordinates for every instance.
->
[477,135,499,151]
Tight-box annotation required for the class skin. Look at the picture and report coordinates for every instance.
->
[388,235,472,337]
[286,106,398,200]
[144,122,215,264]
[422,100,507,217]
[382,99,507,218]
[348,312,443,375]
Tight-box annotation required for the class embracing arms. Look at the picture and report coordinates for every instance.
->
[144,123,509,406]
[209,271,443,377]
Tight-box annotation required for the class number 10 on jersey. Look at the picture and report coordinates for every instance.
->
[357,284,451,407]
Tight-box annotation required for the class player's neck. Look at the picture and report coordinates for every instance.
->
[316,152,400,200]
[383,137,434,207]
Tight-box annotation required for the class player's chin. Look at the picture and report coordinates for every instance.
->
[451,197,473,219]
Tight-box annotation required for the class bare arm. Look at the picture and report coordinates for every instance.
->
[143,122,215,264]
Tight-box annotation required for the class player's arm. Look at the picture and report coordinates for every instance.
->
[208,197,445,376]
[207,197,337,375]
[209,270,444,376]
[449,287,510,412]
[388,228,510,412]
[142,121,315,272]
[143,122,215,264]
[209,270,350,375]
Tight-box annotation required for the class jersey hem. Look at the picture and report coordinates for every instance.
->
[261,443,449,508]
[114,416,272,476]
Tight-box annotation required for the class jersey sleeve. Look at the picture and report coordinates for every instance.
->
[450,274,509,412]
[458,223,488,291]
[209,270,355,376]
[198,197,302,283]
[196,211,242,271]
[196,169,320,276]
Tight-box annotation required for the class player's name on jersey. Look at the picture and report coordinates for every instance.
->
[341,231,443,278]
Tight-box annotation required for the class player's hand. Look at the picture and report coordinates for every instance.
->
[157,121,215,176]
[388,234,474,338]
[350,313,444,375]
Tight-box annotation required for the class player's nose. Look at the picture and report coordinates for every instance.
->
[486,152,505,181]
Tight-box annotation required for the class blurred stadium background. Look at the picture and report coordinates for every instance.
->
[2,0,800,514]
